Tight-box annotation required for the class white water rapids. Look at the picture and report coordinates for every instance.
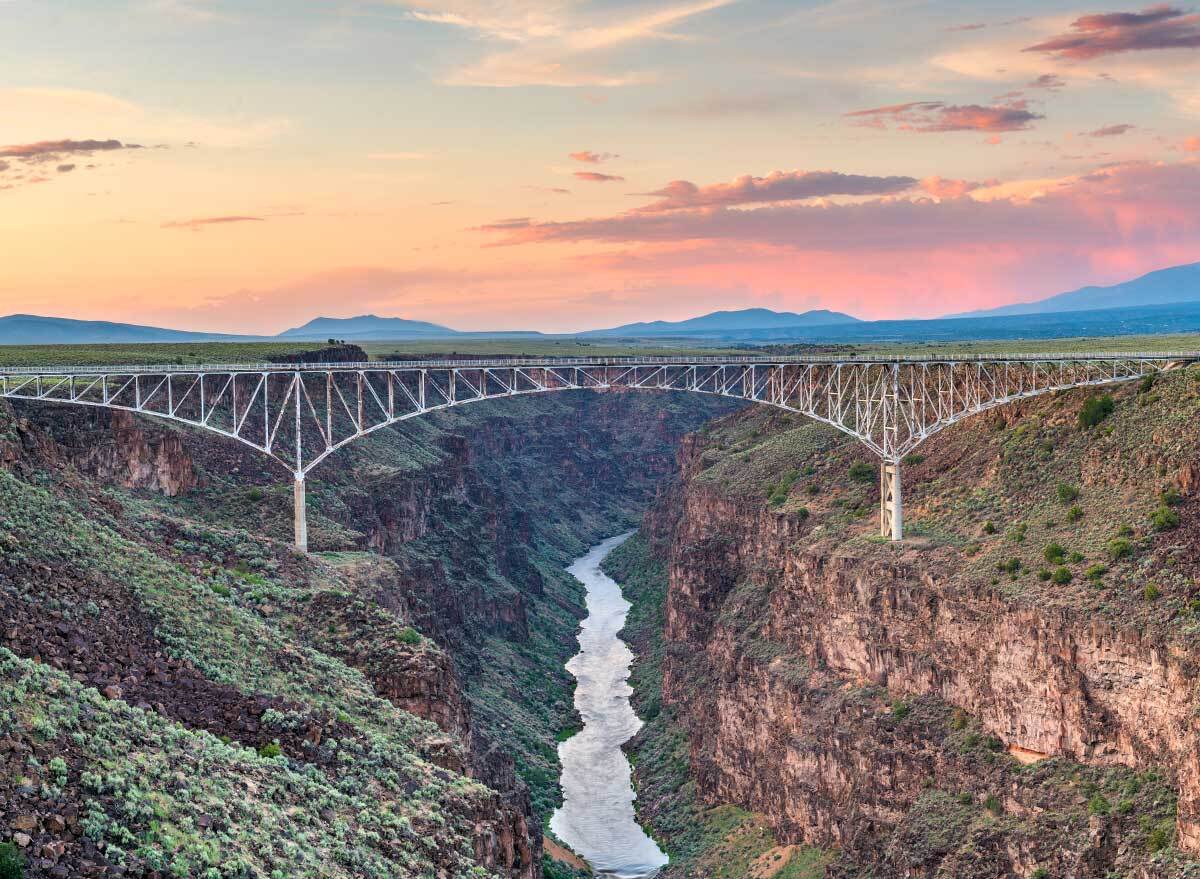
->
[550,532,668,879]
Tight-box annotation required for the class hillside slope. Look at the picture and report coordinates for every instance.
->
[0,384,731,877]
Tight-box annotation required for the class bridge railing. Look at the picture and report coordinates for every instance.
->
[0,351,1196,375]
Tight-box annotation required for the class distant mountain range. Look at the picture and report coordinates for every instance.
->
[0,315,240,345]
[279,314,462,340]
[582,307,860,339]
[953,262,1200,318]
[5,260,1200,346]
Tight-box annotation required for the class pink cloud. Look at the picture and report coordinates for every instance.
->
[574,171,625,182]
[569,150,619,163]
[1024,5,1200,60]
[1084,123,1136,137]
[479,161,1200,257]
[1185,136,1200,151]
[635,170,917,212]
[846,100,1043,133]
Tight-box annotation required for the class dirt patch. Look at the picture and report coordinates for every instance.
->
[543,835,589,871]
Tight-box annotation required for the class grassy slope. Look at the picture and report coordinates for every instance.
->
[0,455,494,877]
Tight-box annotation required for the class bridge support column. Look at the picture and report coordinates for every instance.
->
[881,460,903,541]
[293,473,308,553]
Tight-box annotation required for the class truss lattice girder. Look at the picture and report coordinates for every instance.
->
[0,356,1184,478]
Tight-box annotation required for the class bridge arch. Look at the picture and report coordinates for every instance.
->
[1,354,1187,548]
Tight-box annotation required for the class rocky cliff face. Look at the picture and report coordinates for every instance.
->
[638,375,1200,877]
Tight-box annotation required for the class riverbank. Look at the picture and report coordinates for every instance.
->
[551,533,668,879]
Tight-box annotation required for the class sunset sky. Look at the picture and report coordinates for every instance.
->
[3,0,1200,333]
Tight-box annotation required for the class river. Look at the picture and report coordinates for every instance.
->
[550,532,669,879]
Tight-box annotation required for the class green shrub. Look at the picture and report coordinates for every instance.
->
[1147,824,1171,852]
[1009,522,1027,543]
[1088,793,1111,815]
[1139,374,1156,395]
[984,794,1002,814]
[982,520,996,535]
[1052,566,1072,585]
[1150,505,1179,532]
[1078,394,1115,429]
[902,453,925,466]
[257,740,283,759]
[997,558,1021,576]
[397,626,421,646]
[1161,487,1183,507]
[1069,551,1085,564]
[1057,483,1080,504]
[0,843,22,879]
[1067,505,1083,523]
[891,700,911,720]
[1031,869,1048,879]
[1144,583,1161,601]
[1107,538,1132,560]
[848,462,874,483]
[1085,564,1107,583]
[1043,542,1067,565]
[1037,569,1051,581]
[768,468,801,507]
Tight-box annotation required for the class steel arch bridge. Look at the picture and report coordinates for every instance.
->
[1,353,1191,549]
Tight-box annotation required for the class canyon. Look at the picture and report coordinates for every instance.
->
[6,349,1200,878]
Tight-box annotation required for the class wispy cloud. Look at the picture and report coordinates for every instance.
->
[161,215,265,231]
[1027,73,1066,90]
[1084,123,1136,137]
[0,138,141,161]
[846,99,1043,132]
[635,170,917,212]
[408,0,738,87]
[368,151,428,160]
[945,16,1030,32]
[1024,6,1200,60]
[574,170,625,182]
[569,150,618,163]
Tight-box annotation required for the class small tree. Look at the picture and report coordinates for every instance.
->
[1078,395,1115,429]
[0,843,23,879]
[1043,542,1067,565]
[848,461,874,483]
[1057,483,1080,504]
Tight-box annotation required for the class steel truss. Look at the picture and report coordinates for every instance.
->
[0,353,1188,547]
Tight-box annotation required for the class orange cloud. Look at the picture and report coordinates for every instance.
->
[1185,136,1200,151]
[919,176,988,198]
[569,150,619,163]
[161,215,265,231]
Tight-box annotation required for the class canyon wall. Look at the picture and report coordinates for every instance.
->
[1,386,727,878]
[640,378,1200,877]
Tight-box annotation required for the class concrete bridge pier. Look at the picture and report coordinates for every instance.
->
[881,460,902,541]
[294,473,308,553]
